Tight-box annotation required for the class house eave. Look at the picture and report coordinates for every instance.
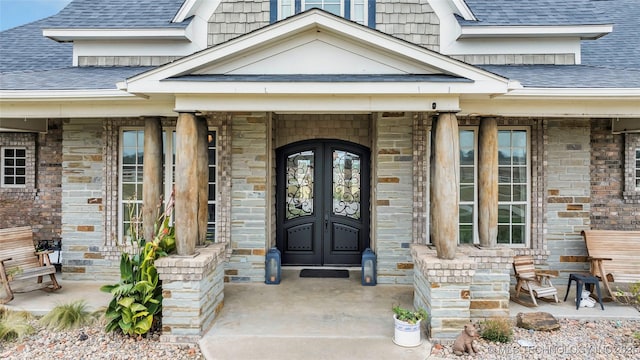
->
[498,87,640,99]
[458,24,613,40]
[42,28,192,42]
[0,89,141,101]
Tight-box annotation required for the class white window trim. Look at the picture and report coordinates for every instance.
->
[118,127,219,243]
[278,0,369,25]
[497,127,531,247]
[1,146,27,188]
[459,126,479,245]
[425,126,531,247]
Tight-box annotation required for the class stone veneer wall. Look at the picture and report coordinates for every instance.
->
[544,119,591,281]
[156,243,226,343]
[412,245,513,342]
[61,119,119,280]
[226,113,270,283]
[375,112,414,284]
[0,120,62,242]
[275,114,372,148]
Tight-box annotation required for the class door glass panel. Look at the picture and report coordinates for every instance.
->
[286,150,314,219]
[332,150,361,220]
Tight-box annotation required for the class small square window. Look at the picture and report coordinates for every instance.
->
[1,147,27,188]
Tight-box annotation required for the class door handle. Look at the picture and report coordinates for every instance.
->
[324,215,329,229]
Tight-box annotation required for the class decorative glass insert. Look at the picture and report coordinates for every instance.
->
[459,130,475,244]
[332,150,361,219]
[497,130,528,245]
[286,150,315,219]
[2,147,26,187]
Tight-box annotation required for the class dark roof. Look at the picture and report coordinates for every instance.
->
[460,0,609,26]
[43,0,189,29]
[481,65,640,88]
[166,74,473,83]
[0,67,153,90]
[0,18,72,73]
[581,0,640,70]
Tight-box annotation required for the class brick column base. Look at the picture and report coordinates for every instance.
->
[412,244,476,341]
[156,243,226,344]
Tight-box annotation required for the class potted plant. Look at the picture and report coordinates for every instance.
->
[392,305,428,347]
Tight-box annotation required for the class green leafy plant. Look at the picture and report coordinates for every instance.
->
[392,305,428,324]
[101,194,176,336]
[614,282,640,311]
[40,300,95,330]
[0,308,34,341]
[479,317,513,343]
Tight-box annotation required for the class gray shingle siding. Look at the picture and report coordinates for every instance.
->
[376,0,439,51]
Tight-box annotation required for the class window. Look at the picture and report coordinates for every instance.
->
[429,127,530,246]
[119,128,218,242]
[1,147,27,187]
[272,0,374,26]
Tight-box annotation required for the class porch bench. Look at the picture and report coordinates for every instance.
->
[0,226,61,304]
[581,230,640,300]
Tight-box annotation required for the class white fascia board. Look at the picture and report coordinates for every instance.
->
[175,94,460,113]
[459,24,613,40]
[43,28,191,41]
[460,96,640,118]
[450,0,476,20]
[129,79,509,96]
[498,87,640,99]
[0,89,139,101]
[123,10,509,91]
[0,97,176,118]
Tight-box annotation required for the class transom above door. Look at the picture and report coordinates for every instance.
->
[276,139,371,266]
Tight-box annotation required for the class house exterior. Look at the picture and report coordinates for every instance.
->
[1,0,639,342]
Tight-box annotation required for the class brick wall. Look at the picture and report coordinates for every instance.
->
[0,119,62,242]
[589,119,639,229]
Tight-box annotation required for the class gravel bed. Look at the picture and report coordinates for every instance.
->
[0,321,203,360]
[431,319,640,360]
[2,318,638,359]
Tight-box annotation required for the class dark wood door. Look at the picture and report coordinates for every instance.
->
[276,140,370,266]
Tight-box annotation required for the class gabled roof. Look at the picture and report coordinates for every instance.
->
[43,0,189,29]
[123,9,511,95]
[460,0,608,26]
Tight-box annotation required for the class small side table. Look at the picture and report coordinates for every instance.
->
[563,273,604,310]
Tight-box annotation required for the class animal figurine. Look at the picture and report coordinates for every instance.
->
[452,323,479,356]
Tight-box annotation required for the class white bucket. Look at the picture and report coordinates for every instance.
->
[393,314,422,347]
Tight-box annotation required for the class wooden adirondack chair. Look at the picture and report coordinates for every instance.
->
[0,226,61,304]
[512,255,559,307]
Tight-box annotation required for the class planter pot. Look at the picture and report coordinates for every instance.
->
[393,314,422,347]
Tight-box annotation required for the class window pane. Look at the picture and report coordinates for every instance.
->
[497,225,510,244]
[460,184,474,202]
[512,225,525,244]
[459,225,473,244]
[15,177,25,185]
[513,148,526,165]
[4,149,14,157]
[498,205,510,223]
[460,204,473,223]
[513,166,527,183]
[513,185,527,201]
[512,204,525,224]
[498,184,511,201]
[498,148,511,165]
[498,167,511,183]
[460,167,474,184]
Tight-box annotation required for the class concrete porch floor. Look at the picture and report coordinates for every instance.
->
[3,269,639,360]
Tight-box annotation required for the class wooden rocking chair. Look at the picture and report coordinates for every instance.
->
[511,255,559,307]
